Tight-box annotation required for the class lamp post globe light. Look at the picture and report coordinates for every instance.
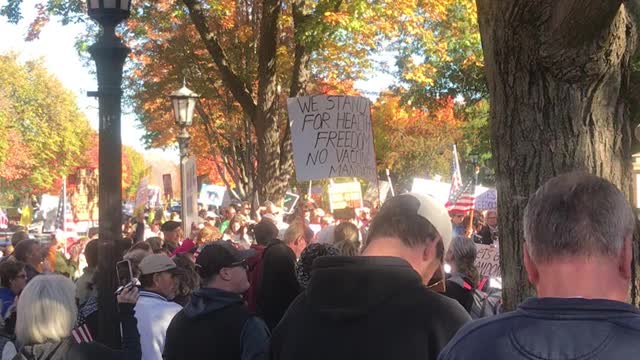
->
[86,0,131,348]
[170,82,199,232]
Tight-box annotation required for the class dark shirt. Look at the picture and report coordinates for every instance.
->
[256,241,300,330]
[164,287,270,360]
[439,297,640,360]
[271,256,470,360]
[24,264,40,283]
[444,274,474,313]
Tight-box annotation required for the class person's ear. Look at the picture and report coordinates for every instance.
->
[422,239,438,263]
[153,273,161,286]
[523,242,539,286]
[219,268,233,281]
[619,234,633,281]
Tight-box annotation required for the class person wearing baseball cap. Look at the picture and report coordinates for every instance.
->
[270,193,471,360]
[164,241,270,360]
[135,254,183,360]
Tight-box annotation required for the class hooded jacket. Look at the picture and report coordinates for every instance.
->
[270,256,471,360]
[163,288,270,360]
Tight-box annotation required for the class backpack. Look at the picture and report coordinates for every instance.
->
[469,287,502,319]
[448,274,502,319]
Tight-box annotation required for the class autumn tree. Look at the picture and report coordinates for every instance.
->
[371,0,493,182]
[373,93,461,189]
[476,1,639,308]
[125,0,386,204]
[0,54,93,201]
[81,133,149,201]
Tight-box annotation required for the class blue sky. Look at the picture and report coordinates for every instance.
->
[1,4,395,157]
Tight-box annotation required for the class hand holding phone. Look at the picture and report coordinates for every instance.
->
[115,259,134,295]
[117,285,139,304]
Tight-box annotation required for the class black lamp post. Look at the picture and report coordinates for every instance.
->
[170,82,199,232]
[86,0,131,348]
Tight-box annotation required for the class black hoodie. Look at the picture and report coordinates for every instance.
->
[163,287,270,360]
[270,256,471,360]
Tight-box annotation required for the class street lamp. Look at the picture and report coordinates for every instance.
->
[86,0,131,348]
[170,82,199,232]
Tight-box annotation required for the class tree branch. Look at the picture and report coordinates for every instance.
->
[183,0,257,121]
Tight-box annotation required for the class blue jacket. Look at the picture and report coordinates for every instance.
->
[439,297,640,360]
[0,288,15,318]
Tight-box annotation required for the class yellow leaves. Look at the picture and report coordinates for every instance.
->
[404,62,437,86]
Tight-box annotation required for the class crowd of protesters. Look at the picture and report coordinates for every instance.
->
[0,172,637,359]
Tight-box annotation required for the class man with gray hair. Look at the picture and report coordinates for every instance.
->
[439,172,640,360]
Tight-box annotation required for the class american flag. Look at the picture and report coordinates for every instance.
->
[54,180,67,231]
[71,323,93,344]
[0,209,7,229]
[445,145,475,213]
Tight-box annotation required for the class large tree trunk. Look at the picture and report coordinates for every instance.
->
[255,0,291,204]
[476,0,637,310]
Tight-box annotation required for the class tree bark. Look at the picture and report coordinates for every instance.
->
[476,0,637,309]
[255,0,289,204]
[184,0,292,204]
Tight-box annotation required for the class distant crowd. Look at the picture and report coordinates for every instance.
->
[0,172,636,360]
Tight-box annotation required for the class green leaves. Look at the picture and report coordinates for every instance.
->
[0,54,92,198]
[0,0,23,24]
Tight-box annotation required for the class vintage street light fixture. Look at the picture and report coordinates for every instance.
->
[170,82,199,232]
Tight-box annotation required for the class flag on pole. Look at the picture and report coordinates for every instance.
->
[54,179,67,231]
[445,145,476,213]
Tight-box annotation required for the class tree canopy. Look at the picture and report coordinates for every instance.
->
[0,54,93,201]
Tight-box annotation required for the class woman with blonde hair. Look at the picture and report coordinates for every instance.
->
[3,274,141,359]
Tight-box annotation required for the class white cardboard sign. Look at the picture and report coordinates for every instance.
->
[474,244,501,278]
[287,95,377,182]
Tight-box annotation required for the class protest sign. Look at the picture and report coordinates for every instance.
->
[328,181,363,212]
[40,195,60,232]
[287,95,377,182]
[475,188,497,211]
[199,184,227,207]
[69,169,98,222]
[283,192,300,214]
[162,174,173,199]
[411,178,451,204]
[474,244,500,278]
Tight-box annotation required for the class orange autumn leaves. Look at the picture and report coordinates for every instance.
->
[373,93,461,185]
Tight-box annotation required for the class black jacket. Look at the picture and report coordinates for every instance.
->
[439,297,640,360]
[444,273,475,313]
[11,303,140,360]
[270,256,471,360]
[256,241,300,330]
[163,287,270,360]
